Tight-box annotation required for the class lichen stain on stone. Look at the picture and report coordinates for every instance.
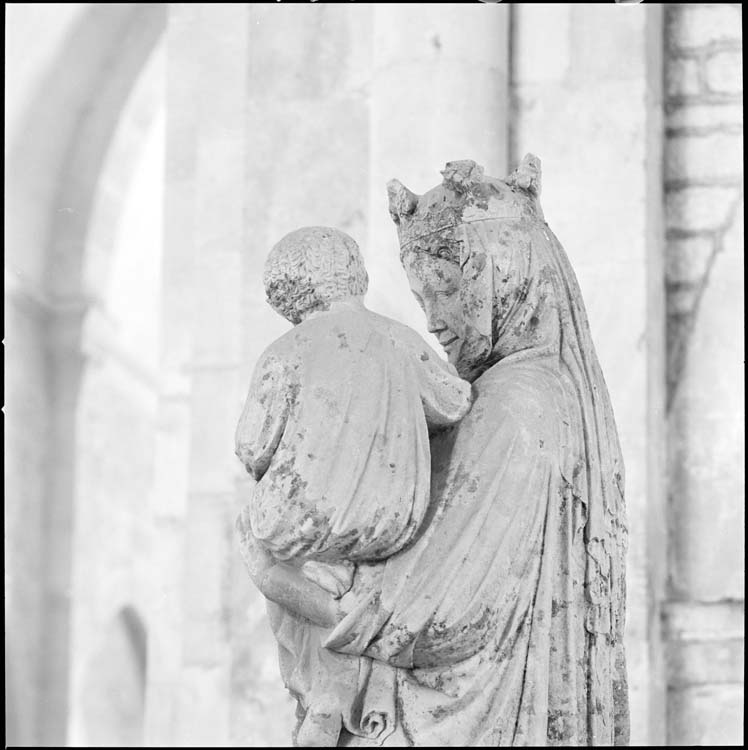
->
[472,252,487,275]
[336,331,350,350]
[547,709,574,742]
[261,411,275,435]
[285,380,301,406]
[312,386,342,416]
[516,277,531,302]
[269,457,309,501]
[550,598,568,618]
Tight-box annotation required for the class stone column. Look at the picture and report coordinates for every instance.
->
[4,276,54,746]
[148,4,251,745]
[663,4,744,745]
[510,4,667,745]
[366,3,510,341]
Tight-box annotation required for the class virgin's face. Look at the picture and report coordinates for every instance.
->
[403,252,466,366]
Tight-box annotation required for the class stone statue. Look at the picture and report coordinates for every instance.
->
[235,226,472,745]
[237,155,630,746]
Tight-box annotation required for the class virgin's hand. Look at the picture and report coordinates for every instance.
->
[300,560,355,598]
[336,588,359,620]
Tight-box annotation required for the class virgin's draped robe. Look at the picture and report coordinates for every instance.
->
[328,216,629,746]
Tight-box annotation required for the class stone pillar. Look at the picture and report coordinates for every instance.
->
[4,277,52,746]
[148,4,251,745]
[510,4,667,745]
[366,3,510,341]
[663,4,744,745]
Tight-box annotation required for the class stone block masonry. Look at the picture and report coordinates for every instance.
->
[664,4,744,746]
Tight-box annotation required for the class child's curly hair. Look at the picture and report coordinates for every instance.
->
[263,227,369,324]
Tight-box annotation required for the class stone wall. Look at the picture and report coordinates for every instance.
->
[663,3,744,745]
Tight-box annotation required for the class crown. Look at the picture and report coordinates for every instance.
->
[387,154,544,252]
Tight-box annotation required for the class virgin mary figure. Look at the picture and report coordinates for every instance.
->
[325,154,630,746]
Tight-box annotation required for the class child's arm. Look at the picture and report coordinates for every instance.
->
[413,343,473,429]
[237,508,344,628]
[235,350,291,481]
[261,562,343,629]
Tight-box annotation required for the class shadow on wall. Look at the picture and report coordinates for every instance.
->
[78,607,148,747]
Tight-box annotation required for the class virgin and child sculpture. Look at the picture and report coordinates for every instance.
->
[235,155,630,746]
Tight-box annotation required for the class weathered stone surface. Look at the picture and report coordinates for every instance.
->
[238,161,629,746]
[236,226,471,745]
[367,157,628,745]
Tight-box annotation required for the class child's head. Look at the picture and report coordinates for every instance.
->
[264,226,369,324]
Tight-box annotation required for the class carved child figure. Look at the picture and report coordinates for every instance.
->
[235,226,472,746]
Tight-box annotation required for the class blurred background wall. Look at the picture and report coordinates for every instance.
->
[4,3,743,746]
